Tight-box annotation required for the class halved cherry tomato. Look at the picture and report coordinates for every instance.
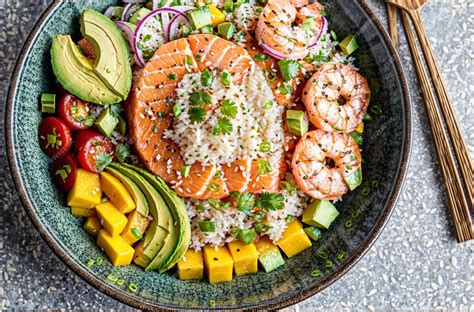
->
[58,93,94,130]
[51,154,78,191]
[74,129,114,173]
[38,117,72,159]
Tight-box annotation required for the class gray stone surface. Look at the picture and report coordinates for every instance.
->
[0,0,473,310]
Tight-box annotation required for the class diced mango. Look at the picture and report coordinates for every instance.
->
[355,122,364,133]
[67,169,101,208]
[255,237,285,272]
[83,216,101,237]
[97,229,135,266]
[177,249,204,280]
[276,219,312,257]
[100,172,136,214]
[71,206,96,217]
[208,5,225,26]
[95,201,128,237]
[120,210,151,244]
[227,241,258,276]
[203,245,233,283]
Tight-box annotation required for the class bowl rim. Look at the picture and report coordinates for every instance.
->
[5,0,412,310]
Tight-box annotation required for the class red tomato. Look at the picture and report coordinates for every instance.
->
[51,154,78,191]
[74,129,114,173]
[38,117,72,159]
[58,93,94,130]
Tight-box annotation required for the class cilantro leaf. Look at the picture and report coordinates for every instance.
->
[278,82,293,95]
[189,107,206,123]
[236,228,256,245]
[95,152,113,171]
[189,91,212,107]
[115,143,130,163]
[221,99,238,118]
[278,59,300,82]
[259,191,285,211]
[109,104,123,118]
[215,117,233,135]
[231,191,256,214]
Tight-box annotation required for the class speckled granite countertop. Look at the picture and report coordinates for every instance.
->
[0,0,473,310]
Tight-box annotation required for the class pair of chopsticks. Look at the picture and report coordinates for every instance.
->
[386,4,474,242]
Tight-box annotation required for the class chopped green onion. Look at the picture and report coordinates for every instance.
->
[208,198,222,210]
[351,211,361,219]
[257,159,272,175]
[117,279,125,286]
[370,105,383,116]
[172,104,181,117]
[361,186,371,196]
[265,69,277,82]
[181,165,191,177]
[201,69,213,87]
[184,55,193,66]
[153,125,159,133]
[285,215,294,223]
[214,171,223,178]
[107,274,118,282]
[69,105,78,115]
[167,73,177,80]
[199,221,216,233]
[128,282,138,293]
[41,93,56,114]
[345,220,353,228]
[208,183,220,192]
[363,112,373,122]
[253,211,265,222]
[253,53,268,61]
[311,269,321,278]
[221,71,231,87]
[317,251,329,259]
[325,259,333,268]
[96,257,104,265]
[263,101,273,109]
[255,222,271,233]
[278,82,293,95]
[330,29,338,41]
[259,140,271,152]
[196,204,205,213]
[84,116,95,127]
[130,228,143,240]
[279,181,292,190]
[371,180,379,188]
[336,251,346,260]
[86,259,95,267]
[209,299,217,307]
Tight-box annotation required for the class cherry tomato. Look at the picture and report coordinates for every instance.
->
[58,93,94,130]
[74,129,114,173]
[38,117,72,159]
[51,154,78,191]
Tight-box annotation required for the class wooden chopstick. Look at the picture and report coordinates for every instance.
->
[387,3,399,49]
[400,11,474,242]
[404,9,474,209]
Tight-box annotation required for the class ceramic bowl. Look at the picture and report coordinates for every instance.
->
[6,0,411,310]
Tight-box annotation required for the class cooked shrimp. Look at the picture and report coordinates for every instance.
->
[292,129,362,200]
[302,63,371,133]
[256,0,326,60]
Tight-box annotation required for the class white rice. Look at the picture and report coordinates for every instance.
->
[164,66,285,169]
[231,3,259,32]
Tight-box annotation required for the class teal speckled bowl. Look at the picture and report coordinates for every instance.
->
[6,0,411,310]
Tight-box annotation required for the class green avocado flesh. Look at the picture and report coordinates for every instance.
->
[109,163,172,269]
[344,166,362,191]
[302,199,339,229]
[218,22,235,40]
[51,35,122,105]
[105,167,149,217]
[126,164,191,273]
[259,249,285,273]
[80,9,132,101]
[187,6,212,30]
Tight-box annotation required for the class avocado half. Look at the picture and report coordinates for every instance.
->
[51,10,132,105]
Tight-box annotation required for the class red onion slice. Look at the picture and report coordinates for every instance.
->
[122,3,143,22]
[308,16,328,48]
[260,43,287,60]
[123,0,147,3]
[167,11,192,42]
[104,7,118,18]
[115,21,136,48]
[161,12,171,41]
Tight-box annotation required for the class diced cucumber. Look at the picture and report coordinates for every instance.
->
[302,199,339,229]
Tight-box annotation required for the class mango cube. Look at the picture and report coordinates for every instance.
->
[255,236,285,272]
[67,169,101,208]
[71,206,96,217]
[101,172,136,214]
[208,5,225,26]
[121,210,151,244]
[97,229,134,266]
[355,122,364,133]
[83,216,101,237]
[203,245,233,284]
[227,241,258,276]
[276,219,312,257]
[95,201,128,237]
[177,249,204,280]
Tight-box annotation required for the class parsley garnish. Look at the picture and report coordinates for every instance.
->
[278,82,293,95]
[95,152,113,171]
[221,99,238,118]
[258,191,285,211]
[189,91,212,107]
[115,144,130,163]
[231,191,255,214]
[278,59,300,82]
[212,118,233,135]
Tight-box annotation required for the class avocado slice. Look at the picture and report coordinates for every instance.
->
[302,199,339,229]
[51,35,122,105]
[80,9,132,101]
[187,6,213,30]
[218,22,235,40]
[344,166,362,191]
[125,164,191,273]
[105,166,148,216]
[339,35,359,56]
[95,107,119,137]
[108,163,172,267]
[286,110,309,137]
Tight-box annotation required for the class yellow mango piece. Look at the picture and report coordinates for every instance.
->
[227,241,259,276]
[101,172,136,214]
[95,201,128,237]
[276,219,312,257]
[177,249,204,280]
[203,245,233,284]
[97,229,134,266]
[71,206,96,217]
[208,5,225,26]
[120,210,151,245]
[355,122,364,133]
[67,169,101,208]
[83,216,101,237]
[255,236,279,255]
